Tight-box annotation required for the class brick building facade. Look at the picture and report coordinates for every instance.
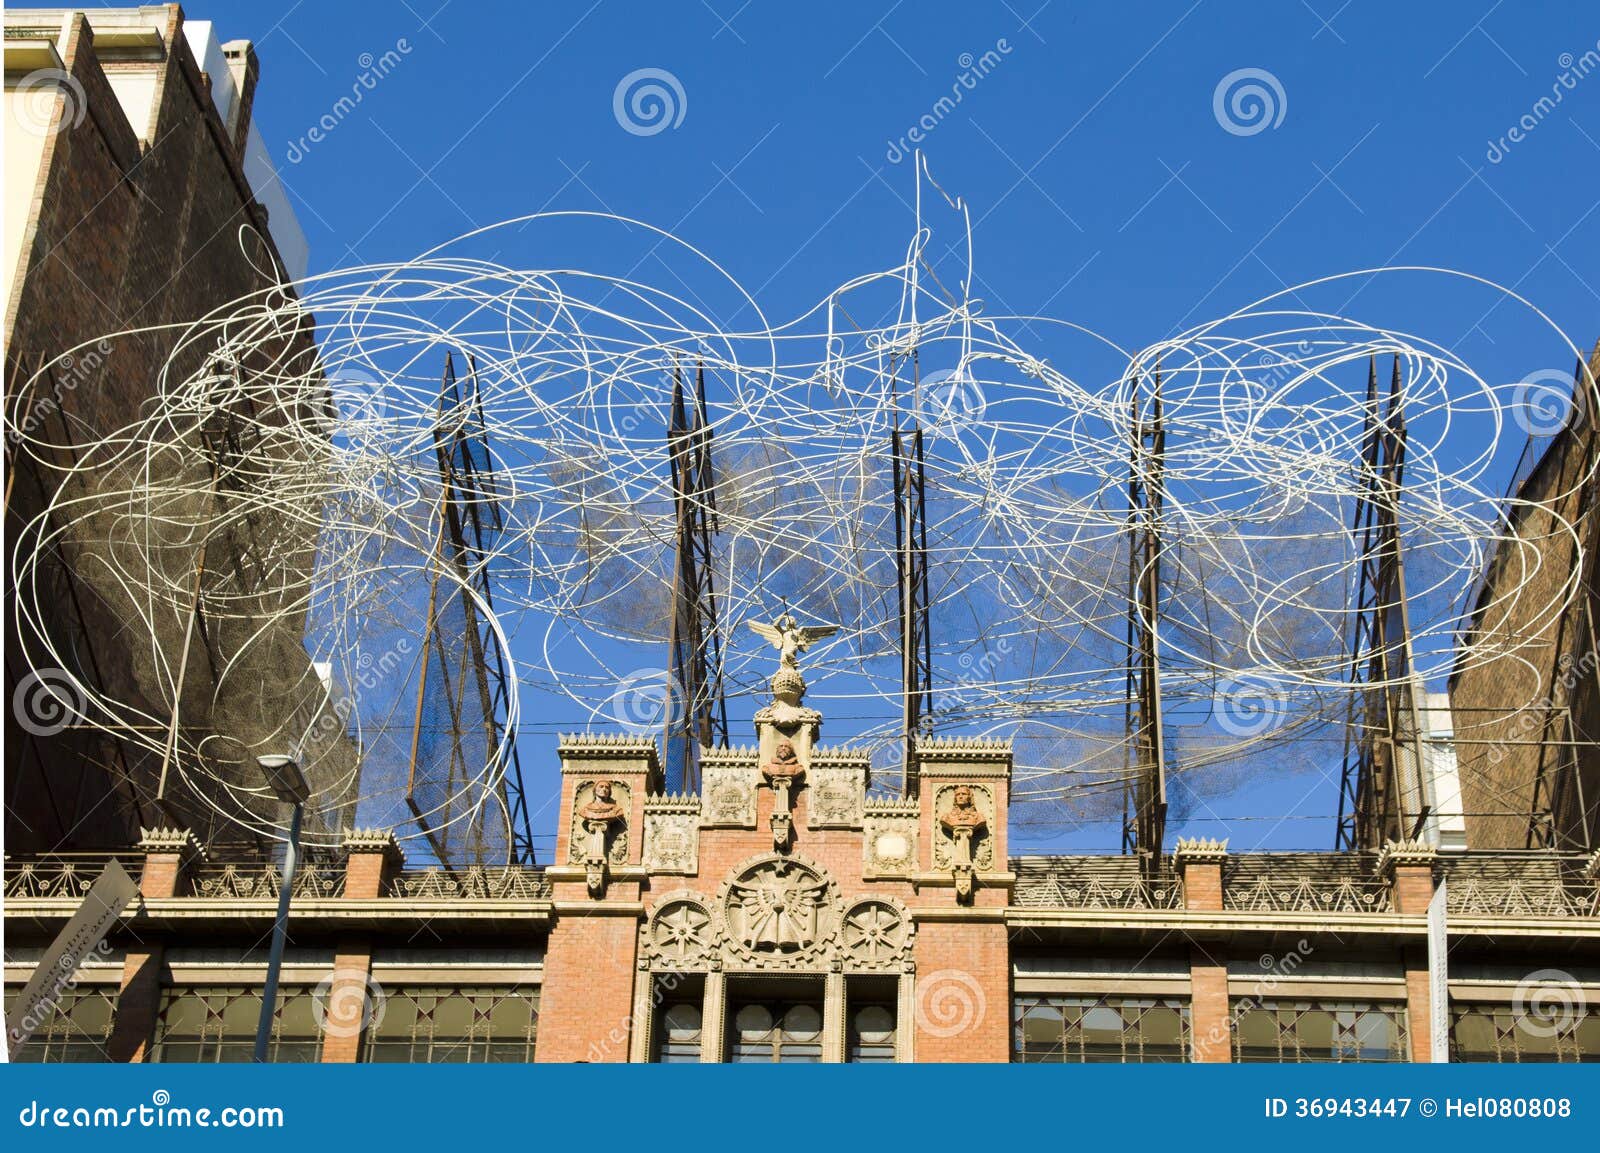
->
[1452,345,1600,852]
[7,657,1600,1063]
[3,5,341,853]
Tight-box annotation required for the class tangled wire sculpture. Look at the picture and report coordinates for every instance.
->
[9,176,1597,853]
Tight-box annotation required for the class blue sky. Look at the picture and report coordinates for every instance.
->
[200,1,1599,853]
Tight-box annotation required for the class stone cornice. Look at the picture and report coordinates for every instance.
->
[136,827,205,862]
[1375,838,1438,876]
[1173,837,1229,867]
[915,737,1013,765]
[700,744,758,764]
[340,828,405,865]
[557,733,661,773]
[643,793,701,814]
[864,798,920,818]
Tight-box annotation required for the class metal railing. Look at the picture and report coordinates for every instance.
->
[386,866,551,900]
[1012,856,1184,910]
[2,853,142,899]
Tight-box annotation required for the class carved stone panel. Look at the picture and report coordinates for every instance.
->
[806,767,863,829]
[931,783,994,871]
[863,806,919,877]
[641,891,716,969]
[701,764,757,828]
[715,853,840,968]
[643,804,700,874]
[568,779,630,864]
[840,897,914,970]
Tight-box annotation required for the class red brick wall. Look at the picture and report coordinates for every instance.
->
[911,920,1010,1062]
[1404,959,1433,1062]
[1189,947,1232,1062]
[319,943,373,1064]
[536,913,641,1062]
[1390,863,1435,914]
[4,5,322,853]
[1182,861,1223,911]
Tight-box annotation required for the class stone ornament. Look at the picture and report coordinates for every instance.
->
[934,783,994,902]
[569,779,630,895]
[715,853,841,968]
[747,613,838,671]
[701,760,758,828]
[643,797,700,874]
[762,738,806,849]
[808,767,863,828]
[840,897,914,969]
[642,891,717,968]
[639,858,913,974]
[863,802,919,877]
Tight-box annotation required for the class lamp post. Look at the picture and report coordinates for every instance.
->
[254,754,309,1063]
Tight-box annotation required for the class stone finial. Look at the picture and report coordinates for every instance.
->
[1172,836,1229,866]
[341,828,406,867]
[1375,838,1437,877]
[137,827,205,863]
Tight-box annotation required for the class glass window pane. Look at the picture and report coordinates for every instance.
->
[783,1004,822,1041]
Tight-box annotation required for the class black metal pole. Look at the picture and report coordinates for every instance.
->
[254,801,301,1062]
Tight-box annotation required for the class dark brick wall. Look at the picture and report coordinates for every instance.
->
[1450,344,1600,850]
[4,6,323,851]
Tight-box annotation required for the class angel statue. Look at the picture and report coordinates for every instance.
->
[747,613,837,670]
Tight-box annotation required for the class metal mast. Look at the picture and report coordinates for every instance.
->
[664,361,728,792]
[408,351,537,865]
[891,351,934,797]
[1123,365,1168,868]
[1336,355,1426,850]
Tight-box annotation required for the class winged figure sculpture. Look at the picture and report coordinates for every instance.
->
[746,613,838,669]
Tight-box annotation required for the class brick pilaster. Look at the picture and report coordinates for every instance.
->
[536,909,643,1062]
[135,827,203,899]
[1377,840,1439,1062]
[109,829,202,1061]
[319,830,404,1063]
[910,915,1011,1062]
[1403,949,1434,1062]
[1189,944,1233,1062]
[1377,839,1437,915]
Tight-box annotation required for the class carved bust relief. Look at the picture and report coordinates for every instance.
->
[931,783,994,871]
[568,779,630,864]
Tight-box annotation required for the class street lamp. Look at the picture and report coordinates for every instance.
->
[254,753,309,1063]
